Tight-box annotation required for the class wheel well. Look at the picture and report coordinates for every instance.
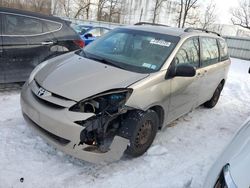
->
[149,106,164,129]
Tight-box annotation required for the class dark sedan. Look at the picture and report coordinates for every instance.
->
[0,7,84,83]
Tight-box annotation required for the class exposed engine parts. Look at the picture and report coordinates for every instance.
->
[70,89,134,152]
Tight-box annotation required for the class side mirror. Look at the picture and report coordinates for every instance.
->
[175,64,196,77]
[84,33,93,39]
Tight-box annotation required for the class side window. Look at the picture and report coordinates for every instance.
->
[175,38,200,68]
[218,39,229,61]
[3,14,43,35]
[201,37,219,66]
[88,28,101,37]
[43,20,61,32]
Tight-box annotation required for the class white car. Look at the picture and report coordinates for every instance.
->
[203,118,250,188]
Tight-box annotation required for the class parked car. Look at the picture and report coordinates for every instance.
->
[80,26,110,45]
[203,118,250,188]
[21,23,231,163]
[71,24,93,35]
[0,7,84,84]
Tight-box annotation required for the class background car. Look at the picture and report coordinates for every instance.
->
[203,118,250,188]
[79,26,110,45]
[71,24,93,35]
[0,7,84,84]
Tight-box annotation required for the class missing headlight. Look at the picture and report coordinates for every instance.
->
[69,89,133,115]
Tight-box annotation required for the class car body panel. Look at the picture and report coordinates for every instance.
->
[35,52,149,101]
[203,118,250,188]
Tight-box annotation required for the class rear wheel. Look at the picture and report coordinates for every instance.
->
[121,110,159,157]
[204,83,224,108]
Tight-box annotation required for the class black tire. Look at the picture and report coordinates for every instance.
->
[204,83,224,108]
[121,110,159,157]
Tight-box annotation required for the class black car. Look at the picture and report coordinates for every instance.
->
[0,7,83,83]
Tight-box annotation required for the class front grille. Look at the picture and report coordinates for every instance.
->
[23,113,70,145]
[31,80,69,109]
[31,91,65,109]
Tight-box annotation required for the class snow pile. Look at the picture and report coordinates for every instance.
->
[0,58,249,188]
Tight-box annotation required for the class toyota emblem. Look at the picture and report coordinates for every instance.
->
[37,87,46,97]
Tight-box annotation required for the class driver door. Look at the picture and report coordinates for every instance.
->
[167,37,203,122]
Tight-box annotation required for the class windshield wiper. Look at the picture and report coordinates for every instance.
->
[87,55,124,69]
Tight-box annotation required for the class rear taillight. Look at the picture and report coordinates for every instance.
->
[74,40,85,48]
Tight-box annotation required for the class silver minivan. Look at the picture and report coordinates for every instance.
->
[21,23,231,163]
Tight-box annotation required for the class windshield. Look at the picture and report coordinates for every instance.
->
[79,28,180,73]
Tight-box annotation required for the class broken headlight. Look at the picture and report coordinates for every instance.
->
[69,89,133,115]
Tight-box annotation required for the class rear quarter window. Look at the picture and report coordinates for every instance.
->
[218,39,229,61]
[43,20,62,32]
[201,37,219,67]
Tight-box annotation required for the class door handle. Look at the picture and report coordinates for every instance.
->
[41,41,54,45]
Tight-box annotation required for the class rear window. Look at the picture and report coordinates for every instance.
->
[201,37,219,67]
[218,39,229,61]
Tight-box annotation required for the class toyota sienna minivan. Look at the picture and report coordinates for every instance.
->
[21,23,231,163]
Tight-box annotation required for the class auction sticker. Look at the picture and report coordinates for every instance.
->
[150,39,171,47]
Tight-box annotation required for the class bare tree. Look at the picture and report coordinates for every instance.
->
[152,0,168,23]
[97,0,109,21]
[177,0,199,28]
[73,0,92,19]
[96,0,123,22]
[107,0,122,22]
[0,0,51,14]
[56,0,71,17]
[200,0,216,29]
[231,0,250,29]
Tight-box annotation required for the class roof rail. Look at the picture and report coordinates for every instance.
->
[134,22,169,27]
[184,27,221,36]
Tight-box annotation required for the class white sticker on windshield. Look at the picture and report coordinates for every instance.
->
[151,65,157,70]
[142,63,152,68]
[142,63,157,70]
[150,39,171,47]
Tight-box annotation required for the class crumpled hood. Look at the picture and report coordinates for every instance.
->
[35,52,148,101]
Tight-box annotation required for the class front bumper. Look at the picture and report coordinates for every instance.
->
[20,82,129,163]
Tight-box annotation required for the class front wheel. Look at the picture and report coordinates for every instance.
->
[121,110,159,157]
[204,83,224,108]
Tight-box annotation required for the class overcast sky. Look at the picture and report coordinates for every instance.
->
[212,0,239,24]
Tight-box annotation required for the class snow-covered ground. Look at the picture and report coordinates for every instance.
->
[0,58,249,188]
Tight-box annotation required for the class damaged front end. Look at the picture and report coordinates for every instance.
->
[69,89,134,154]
